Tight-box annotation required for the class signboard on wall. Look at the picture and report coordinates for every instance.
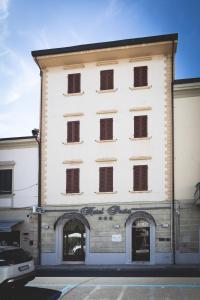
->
[112,234,122,242]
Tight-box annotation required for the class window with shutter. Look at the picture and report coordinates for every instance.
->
[99,167,113,192]
[0,169,12,195]
[133,165,148,191]
[100,118,113,140]
[66,168,80,193]
[67,121,80,142]
[134,115,147,138]
[68,73,81,93]
[134,66,148,87]
[100,70,114,90]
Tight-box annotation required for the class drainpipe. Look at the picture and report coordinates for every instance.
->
[34,58,43,265]
[171,40,176,264]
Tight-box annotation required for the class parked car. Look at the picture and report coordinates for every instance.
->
[0,246,35,288]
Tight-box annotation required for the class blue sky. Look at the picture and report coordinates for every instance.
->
[0,0,200,138]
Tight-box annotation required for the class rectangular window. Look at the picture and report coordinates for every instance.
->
[100,118,113,140]
[133,165,148,191]
[134,115,147,138]
[100,70,114,90]
[134,66,148,87]
[0,169,12,195]
[66,168,79,193]
[99,167,113,192]
[68,73,81,93]
[67,121,80,143]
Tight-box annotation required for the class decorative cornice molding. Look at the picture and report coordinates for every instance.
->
[95,158,117,163]
[62,160,83,164]
[96,109,118,115]
[129,56,152,62]
[63,112,84,117]
[63,63,85,69]
[129,106,152,112]
[129,156,152,161]
[96,60,118,66]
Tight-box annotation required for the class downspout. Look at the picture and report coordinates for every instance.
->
[171,40,176,264]
[34,57,42,265]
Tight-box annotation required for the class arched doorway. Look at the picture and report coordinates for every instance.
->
[132,219,150,261]
[125,211,156,264]
[63,219,86,261]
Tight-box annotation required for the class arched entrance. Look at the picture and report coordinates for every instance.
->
[125,211,156,264]
[63,219,86,261]
[132,219,150,261]
[55,212,90,264]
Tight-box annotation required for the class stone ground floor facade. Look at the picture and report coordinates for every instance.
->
[1,200,199,265]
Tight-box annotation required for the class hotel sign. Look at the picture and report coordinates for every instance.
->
[80,205,132,216]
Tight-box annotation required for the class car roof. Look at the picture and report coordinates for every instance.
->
[0,246,20,253]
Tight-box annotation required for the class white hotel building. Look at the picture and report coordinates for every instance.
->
[31,33,178,265]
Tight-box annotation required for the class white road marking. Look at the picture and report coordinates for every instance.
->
[83,286,100,300]
[117,286,126,300]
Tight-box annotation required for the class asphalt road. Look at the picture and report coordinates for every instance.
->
[1,277,200,300]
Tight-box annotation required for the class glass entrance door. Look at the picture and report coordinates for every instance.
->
[132,219,150,261]
[63,219,85,261]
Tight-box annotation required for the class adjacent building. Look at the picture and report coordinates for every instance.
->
[174,78,200,263]
[0,136,38,261]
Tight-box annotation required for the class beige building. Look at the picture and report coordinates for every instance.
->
[174,78,200,263]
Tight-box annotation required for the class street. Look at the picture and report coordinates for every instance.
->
[1,277,200,300]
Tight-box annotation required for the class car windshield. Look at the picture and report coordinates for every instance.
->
[0,248,32,264]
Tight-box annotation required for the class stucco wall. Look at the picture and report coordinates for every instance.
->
[0,144,38,208]
[174,94,200,200]
[44,55,168,206]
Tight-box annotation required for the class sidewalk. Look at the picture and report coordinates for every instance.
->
[36,264,200,277]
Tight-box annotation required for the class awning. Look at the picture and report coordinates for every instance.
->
[0,220,24,232]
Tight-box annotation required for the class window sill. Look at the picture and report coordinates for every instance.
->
[129,85,152,90]
[61,192,83,196]
[63,91,85,97]
[95,138,117,143]
[129,190,152,193]
[96,88,118,94]
[95,191,117,194]
[0,193,14,198]
[62,141,84,145]
[129,136,152,141]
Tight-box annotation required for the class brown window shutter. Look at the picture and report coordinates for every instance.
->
[141,115,147,137]
[100,119,106,140]
[99,167,113,192]
[107,70,113,89]
[74,168,80,193]
[134,66,148,87]
[134,116,147,138]
[68,73,80,93]
[67,122,73,142]
[106,167,113,192]
[99,167,106,192]
[100,118,113,140]
[141,165,148,191]
[134,165,148,191]
[106,118,113,140]
[66,169,79,193]
[75,73,81,93]
[68,74,73,93]
[67,121,80,142]
[66,169,72,193]
[74,121,80,142]
[100,70,113,90]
